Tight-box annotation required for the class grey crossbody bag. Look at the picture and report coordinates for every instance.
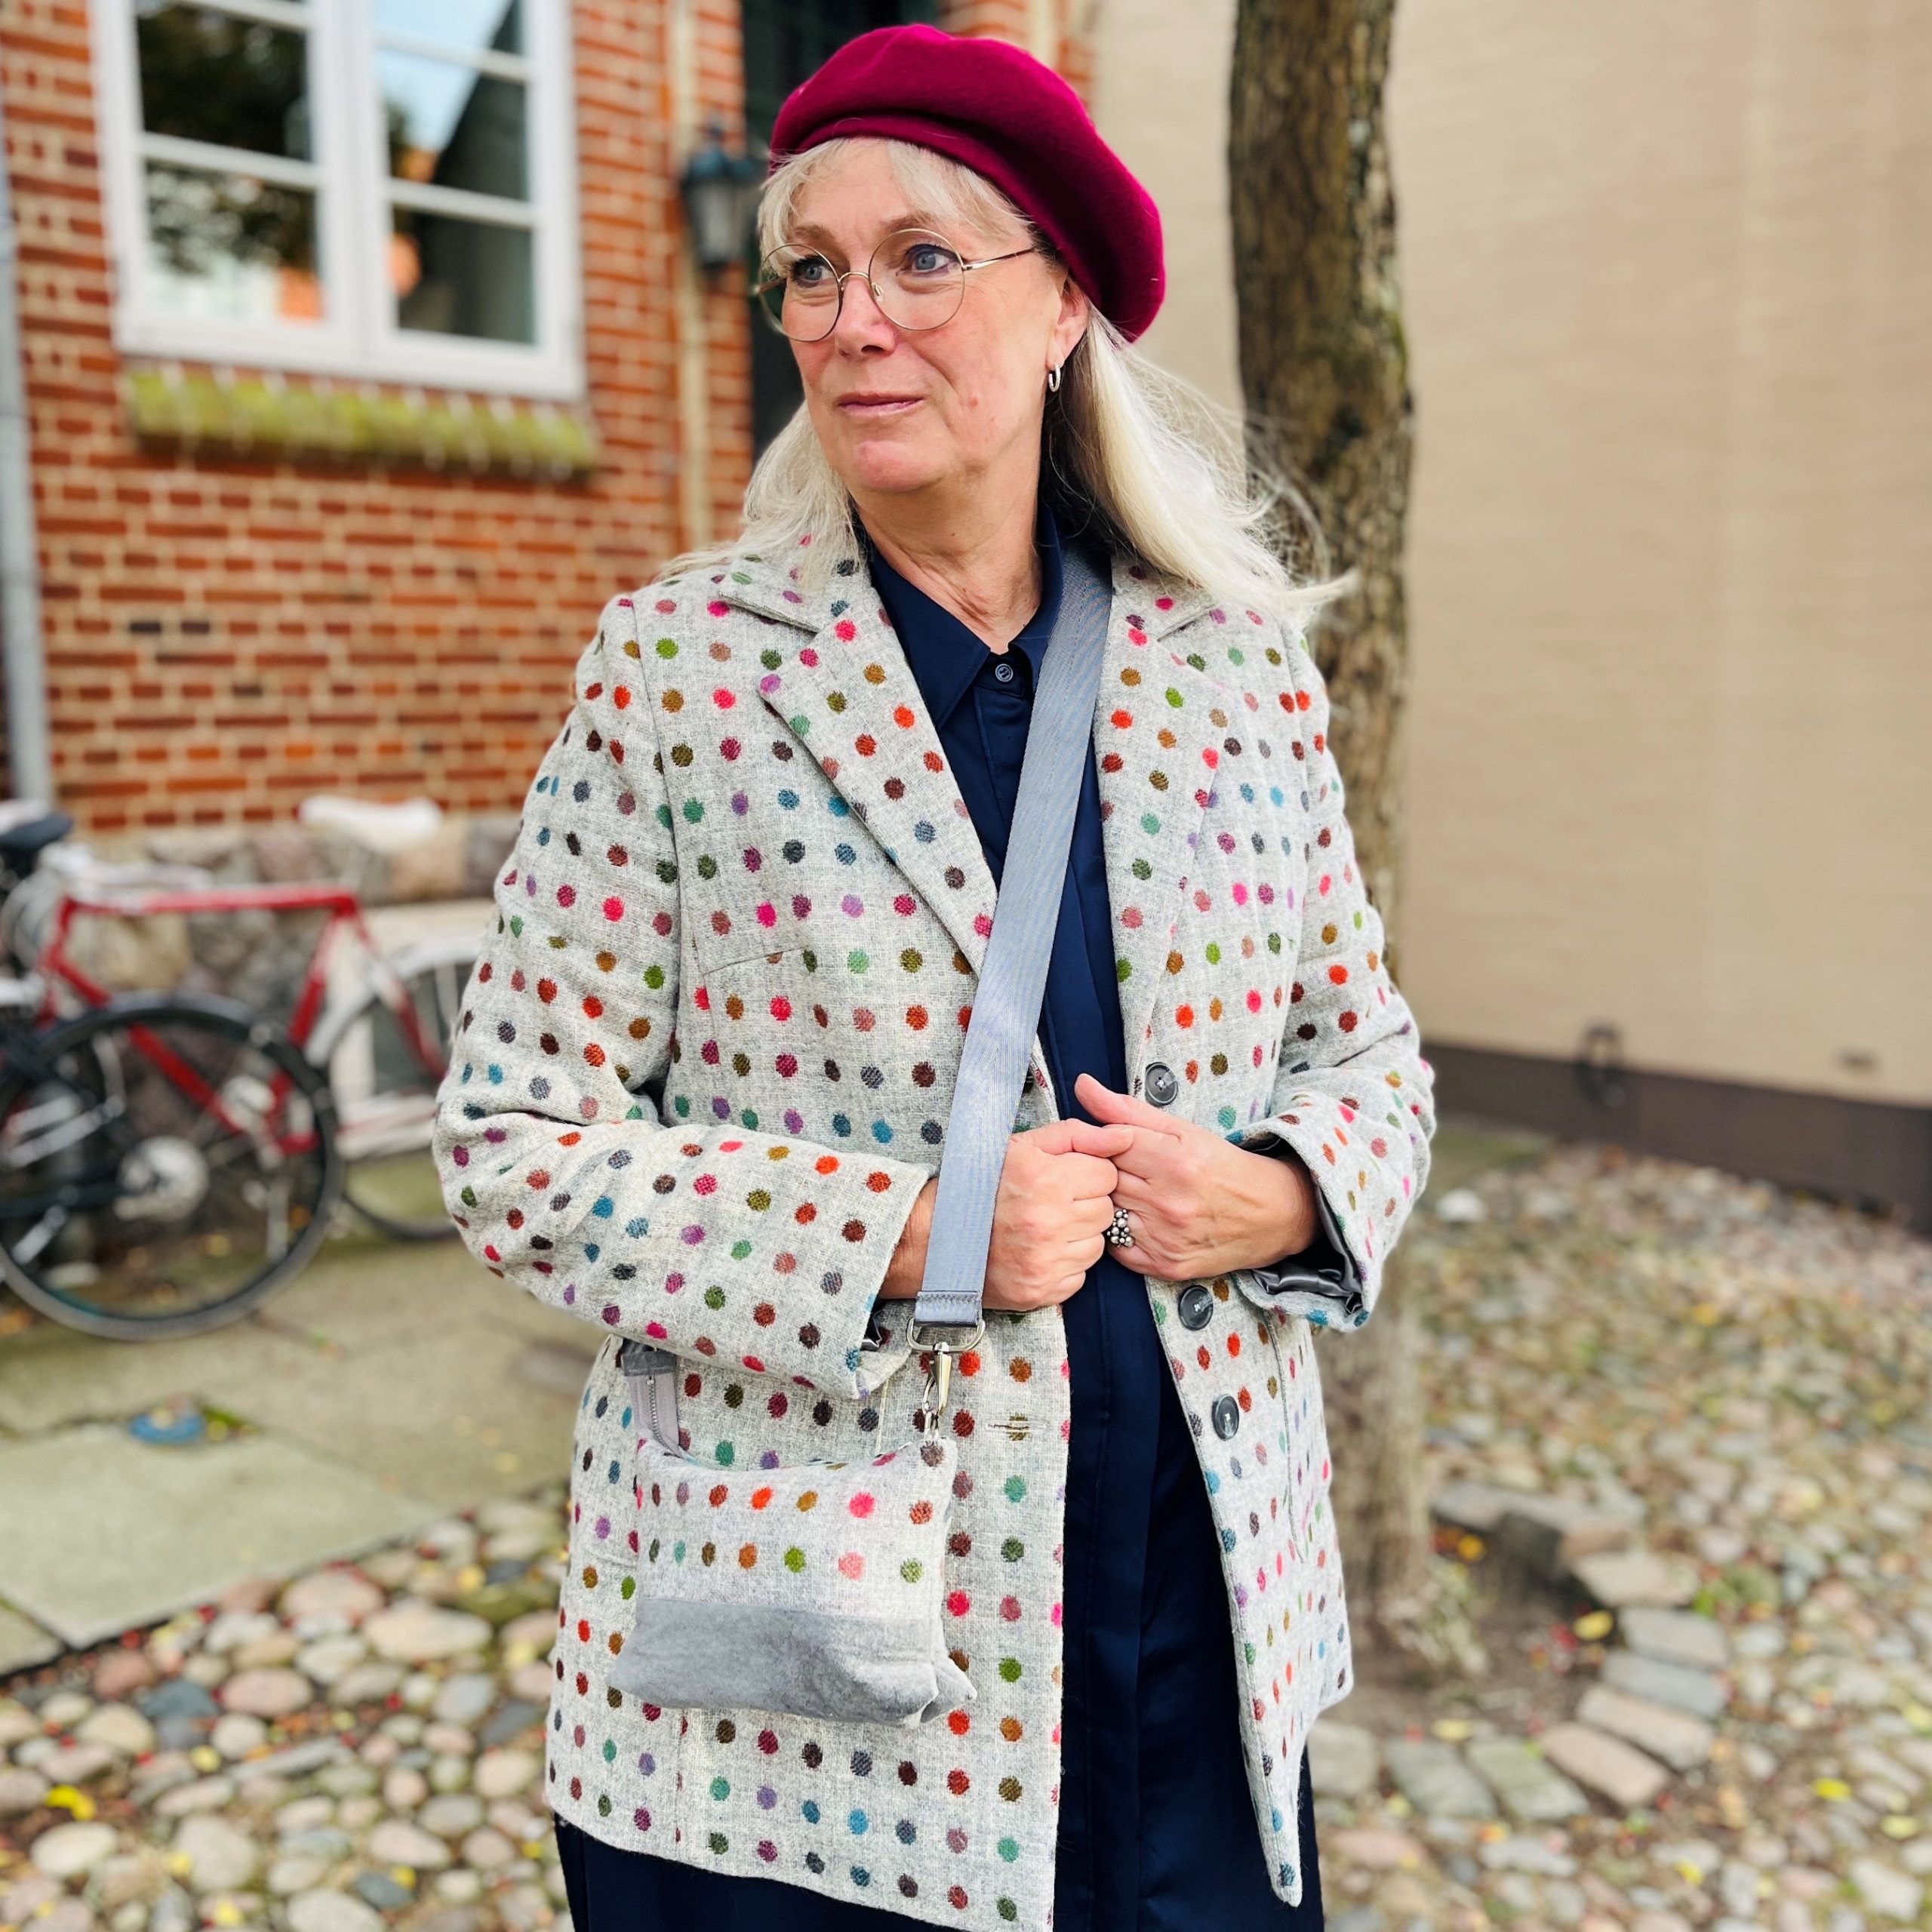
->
[608,549,1112,1727]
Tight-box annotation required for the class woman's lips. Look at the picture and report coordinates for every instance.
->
[838,395,922,416]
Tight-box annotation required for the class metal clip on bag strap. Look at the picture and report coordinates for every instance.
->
[909,546,1113,1407]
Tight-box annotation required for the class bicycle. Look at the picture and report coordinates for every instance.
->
[0,811,481,1338]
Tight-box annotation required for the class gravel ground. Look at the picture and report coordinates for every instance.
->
[2,1142,1927,1932]
[0,1499,569,1932]
[1312,1144,1932,1932]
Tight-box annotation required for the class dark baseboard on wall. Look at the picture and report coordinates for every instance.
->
[1426,1042,1932,1234]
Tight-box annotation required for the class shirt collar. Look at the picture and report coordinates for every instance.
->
[860,495,1066,730]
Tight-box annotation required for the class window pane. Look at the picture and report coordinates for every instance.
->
[136,3,312,161]
[391,208,533,343]
[374,0,524,57]
[380,53,528,200]
[143,162,322,323]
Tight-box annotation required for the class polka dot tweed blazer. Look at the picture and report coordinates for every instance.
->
[434,534,1435,1927]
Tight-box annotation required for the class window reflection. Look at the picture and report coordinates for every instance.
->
[135,2,312,160]
[380,52,528,201]
[144,163,321,322]
[373,0,524,57]
[391,209,533,343]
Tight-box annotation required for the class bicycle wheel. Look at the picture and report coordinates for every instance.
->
[0,995,341,1340]
[307,934,475,1241]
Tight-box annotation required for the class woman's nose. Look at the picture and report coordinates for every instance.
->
[829,271,897,352]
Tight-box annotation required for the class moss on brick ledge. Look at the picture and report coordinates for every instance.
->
[125,370,599,477]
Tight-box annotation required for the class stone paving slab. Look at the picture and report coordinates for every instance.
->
[1575,1681,1715,1771]
[1383,1739,1497,1819]
[0,1233,598,1501]
[0,1426,435,1647]
[1616,1604,1730,1669]
[0,1604,60,1675]
[1599,1647,1729,1718]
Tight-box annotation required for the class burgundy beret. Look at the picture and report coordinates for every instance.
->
[769,24,1165,342]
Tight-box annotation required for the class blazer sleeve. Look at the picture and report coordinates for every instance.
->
[1230,614,1436,1328]
[433,593,933,1401]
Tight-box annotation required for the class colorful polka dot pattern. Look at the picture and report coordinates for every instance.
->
[434,539,1435,1923]
[616,1432,968,1721]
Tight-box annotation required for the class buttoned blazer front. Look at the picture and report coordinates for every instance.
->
[434,533,1436,1929]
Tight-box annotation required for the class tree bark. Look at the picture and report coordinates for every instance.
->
[1230,0,1466,1667]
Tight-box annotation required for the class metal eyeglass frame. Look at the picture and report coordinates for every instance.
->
[756,228,1037,341]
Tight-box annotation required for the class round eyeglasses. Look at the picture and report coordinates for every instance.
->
[755,227,1035,343]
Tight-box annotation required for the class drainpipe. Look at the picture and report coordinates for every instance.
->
[0,80,54,804]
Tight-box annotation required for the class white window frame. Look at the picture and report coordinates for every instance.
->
[91,0,585,400]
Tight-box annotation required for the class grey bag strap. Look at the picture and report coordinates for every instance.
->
[909,546,1112,1350]
[623,546,1113,1441]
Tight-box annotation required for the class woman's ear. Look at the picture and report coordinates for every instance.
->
[1053,279,1092,372]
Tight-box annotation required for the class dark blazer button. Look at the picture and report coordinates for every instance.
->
[1211,1395,1241,1440]
[1178,1284,1214,1331]
[1143,1062,1178,1107]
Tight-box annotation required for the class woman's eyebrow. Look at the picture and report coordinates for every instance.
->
[788,211,950,248]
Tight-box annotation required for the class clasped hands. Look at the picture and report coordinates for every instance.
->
[880,1072,1318,1312]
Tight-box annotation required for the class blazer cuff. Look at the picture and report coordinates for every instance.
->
[1229,1135,1369,1327]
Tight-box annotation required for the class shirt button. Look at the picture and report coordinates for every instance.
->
[992,660,1016,684]
[1211,1395,1241,1440]
[1178,1284,1214,1331]
[1143,1062,1178,1107]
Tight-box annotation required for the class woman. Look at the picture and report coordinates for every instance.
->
[436,24,1433,1931]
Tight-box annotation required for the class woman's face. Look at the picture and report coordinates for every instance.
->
[781,145,1089,503]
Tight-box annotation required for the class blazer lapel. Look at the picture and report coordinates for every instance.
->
[715,542,1238,1097]
[731,558,1000,977]
[1095,561,1240,1084]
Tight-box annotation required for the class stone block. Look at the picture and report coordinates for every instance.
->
[1571,1549,1696,1609]
[1465,1737,1589,1821]
[1576,1685,1715,1770]
[0,1604,61,1675]
[1540,1722,1671,1811]
[1617,1607,1730,1670]
[1307,1719,1380,1799]
[1601,1649,1729,1719]
[0,1426,435,1647]
[1384,1739,1497,1819]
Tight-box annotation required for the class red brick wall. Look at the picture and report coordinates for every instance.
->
[0,0,1081,835]
[2,0,752,834]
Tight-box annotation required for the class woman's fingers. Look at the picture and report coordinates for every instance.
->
[1072,1072,1177,1134]
[1061,1118,1137,1162]
[1057,1150,1126,1200]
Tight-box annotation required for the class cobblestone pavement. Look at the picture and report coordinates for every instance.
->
[1312,1146,1932,1932]
[1,1499,571,1932]
[2,1143,1928,1932]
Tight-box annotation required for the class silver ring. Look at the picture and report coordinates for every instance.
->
[1105,1206,1134,1249]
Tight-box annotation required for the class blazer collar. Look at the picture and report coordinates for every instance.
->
[705,537,1220,644]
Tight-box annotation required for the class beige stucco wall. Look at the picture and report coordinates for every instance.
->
[1094,1,1932,1107]
[1088,0,1241,410]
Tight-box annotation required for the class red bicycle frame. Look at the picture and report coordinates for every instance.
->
[32,880,441,1154]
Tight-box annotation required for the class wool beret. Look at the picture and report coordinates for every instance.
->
[768,24,1165,342]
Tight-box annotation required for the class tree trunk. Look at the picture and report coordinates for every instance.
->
[1229,0,1468,1669]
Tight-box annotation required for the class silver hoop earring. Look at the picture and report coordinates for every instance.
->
[1046,365,1062,393]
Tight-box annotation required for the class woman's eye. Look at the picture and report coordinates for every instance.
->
[903,246,954,276]
[790,256,833,288]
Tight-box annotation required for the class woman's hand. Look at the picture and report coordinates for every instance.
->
[874,1118,1133,1311]
[1072,1073,1318,1281]
[983,1118,1134,1311]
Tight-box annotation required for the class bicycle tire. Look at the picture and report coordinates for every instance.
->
[306,933,475,1241]
[0,994,343,1340]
